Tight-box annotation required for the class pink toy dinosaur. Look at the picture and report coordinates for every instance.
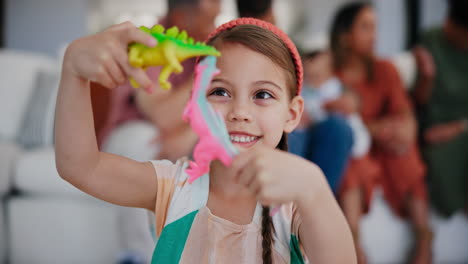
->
[182,56,238,183]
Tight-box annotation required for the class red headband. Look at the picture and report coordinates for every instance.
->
[205,18,303,95]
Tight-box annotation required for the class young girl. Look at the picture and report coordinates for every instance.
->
[55,18,355,263]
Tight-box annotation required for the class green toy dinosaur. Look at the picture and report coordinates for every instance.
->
[128,24,221,90]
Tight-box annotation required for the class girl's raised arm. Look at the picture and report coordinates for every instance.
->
[55,22,159,211]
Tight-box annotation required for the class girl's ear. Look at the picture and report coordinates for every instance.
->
[284,95,304,133]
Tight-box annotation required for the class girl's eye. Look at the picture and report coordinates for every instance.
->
[254,90,273,100]
[209,88,229,97]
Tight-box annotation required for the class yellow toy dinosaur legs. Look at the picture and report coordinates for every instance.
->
[128,40,183,90]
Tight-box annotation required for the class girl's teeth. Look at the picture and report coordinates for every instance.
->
[230,135,257,143]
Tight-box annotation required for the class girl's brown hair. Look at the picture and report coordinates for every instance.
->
[207,25,298,98]
[207,24,296,263]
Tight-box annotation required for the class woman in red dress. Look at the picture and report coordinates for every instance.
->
[329,3,432,264]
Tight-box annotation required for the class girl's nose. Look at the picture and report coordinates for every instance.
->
[227,100,252,123]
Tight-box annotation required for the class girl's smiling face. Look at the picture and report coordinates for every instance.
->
[207,43,303,151]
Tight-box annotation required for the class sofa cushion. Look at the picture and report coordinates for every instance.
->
[0,50,56,141]
[0,141,21,196]
[0,203,5,264]
[8,196,120,264]
[0,141,20,263]
[13,148,87,197]
[16,68,60,149]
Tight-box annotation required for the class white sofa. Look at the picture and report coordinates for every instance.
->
[1,48,467,264]
[0,49,121,264]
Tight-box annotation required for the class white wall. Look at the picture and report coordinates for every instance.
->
[296,0,406,56]
[421,0,447,30]
[373,0,406,56]
[5,0,88,57]
[4,0,448,58]
[87,0,167,33]
[296,0,351,50]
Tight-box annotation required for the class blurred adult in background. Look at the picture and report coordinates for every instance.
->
[330,2,431,264]
[413,0,468,218]
[236,0,275,24]
[97,0,221,263]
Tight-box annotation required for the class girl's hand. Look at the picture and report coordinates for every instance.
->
[231,145,327,206]
[63,21,157,91]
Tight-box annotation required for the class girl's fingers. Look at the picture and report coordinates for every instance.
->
[230,150,255,182]
[110,22,157,90]
[114,47,154,91]
[237,159,258,187]
[106,53,127,86]
[107,21,131,32]
[119,22,157,47]
[247,175,262,196]
[94,65,117,89]
[95,47,124,88]
[256,178,273,205]
[128,66,153,91]
[237,160,269,202]
[235,154,271,200]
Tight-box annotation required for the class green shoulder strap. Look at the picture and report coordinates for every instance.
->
[151,210,198,263]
